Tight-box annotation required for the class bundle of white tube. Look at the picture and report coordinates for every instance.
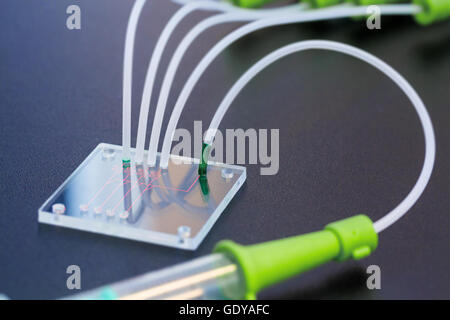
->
[134,1,307,164]
[121,1,421,166]
[156,4,421,168]
[121,0,306,163]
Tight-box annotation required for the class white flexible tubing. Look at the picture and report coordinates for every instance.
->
[170,0,304,13]
[144,6,307,166]
[135,2,307,164]
[203,40,435,233]
[135,1,230,163]
[123,0,146,161]
[158,4,422,168]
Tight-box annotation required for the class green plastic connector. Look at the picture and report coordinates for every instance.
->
[122,158,131,168]
[324,215,377,260]
[198,142,211,176]
[199,176,210,196]
[230,0,280,9]
[305,0,343,8]
[413,0,450,25]
[348,0,407,4]
[214,215,378,299]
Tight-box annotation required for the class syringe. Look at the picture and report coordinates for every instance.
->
[71,253,245,300]
[69,215,377,300]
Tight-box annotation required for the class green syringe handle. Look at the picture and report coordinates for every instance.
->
[214,215,378,299]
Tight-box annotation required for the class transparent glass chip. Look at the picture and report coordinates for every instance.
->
[38,143,246,250]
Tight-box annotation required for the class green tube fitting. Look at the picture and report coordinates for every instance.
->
[198,142,211,176]
[305,0,344,9]
[230,0,281,9]
[199,175,210,196]
[356,0,407,4]
[122,159,131,168]
[214,215,378,299]
[413,0,450,25]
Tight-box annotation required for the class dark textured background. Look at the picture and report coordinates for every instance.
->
[0,0,449,299]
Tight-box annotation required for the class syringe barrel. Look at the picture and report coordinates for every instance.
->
[70,253,245,300]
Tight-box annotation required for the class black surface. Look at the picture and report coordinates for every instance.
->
[0,0,449,299]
